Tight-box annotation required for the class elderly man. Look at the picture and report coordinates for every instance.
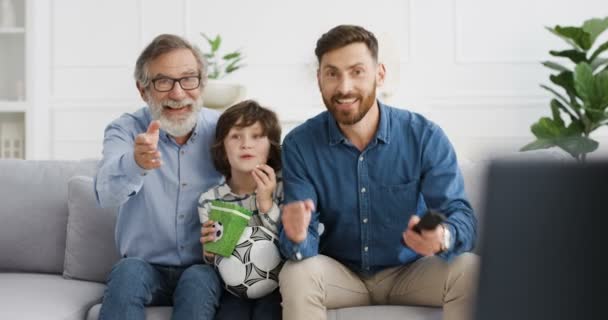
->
[279,25,479,320]
[95,34,222,320]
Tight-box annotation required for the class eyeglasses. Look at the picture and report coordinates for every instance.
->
[150,75,201,92]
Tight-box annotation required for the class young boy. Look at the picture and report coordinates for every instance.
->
[198,100,283,320]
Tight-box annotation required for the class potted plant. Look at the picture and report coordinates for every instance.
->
[521,17,608,162]
[200,33,246,110]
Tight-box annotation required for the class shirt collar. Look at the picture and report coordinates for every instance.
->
[215,181,236,198]
[327,100,391,146]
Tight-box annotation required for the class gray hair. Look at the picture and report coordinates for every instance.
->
[134,34,207,90]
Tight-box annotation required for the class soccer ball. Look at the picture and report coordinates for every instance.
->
[214,225,284,299]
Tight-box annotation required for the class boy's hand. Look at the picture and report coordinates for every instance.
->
[200,220,217,261]
[252,164,276,213]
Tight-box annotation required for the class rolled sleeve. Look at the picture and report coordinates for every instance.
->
[420,125,477,259]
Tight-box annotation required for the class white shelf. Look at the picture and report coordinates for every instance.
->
[0,27,25,34]
[0,101,27,112]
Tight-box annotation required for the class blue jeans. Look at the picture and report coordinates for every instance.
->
[99,257,222,320]
[215,288,282,320]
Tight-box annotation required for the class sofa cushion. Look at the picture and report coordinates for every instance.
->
[86,304,439,320]
[64,176,121,283]
[87,304,172,320]
[0,160,98,274]
[0,273,105,320]
[327,305,442,320]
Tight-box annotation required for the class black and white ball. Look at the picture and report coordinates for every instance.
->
[212,221,224,240]
[214,226,284,299]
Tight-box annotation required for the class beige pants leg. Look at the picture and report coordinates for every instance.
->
[279,255,371,320]
[364,253,480,320]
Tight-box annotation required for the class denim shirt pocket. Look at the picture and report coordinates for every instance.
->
[372,180,420,229]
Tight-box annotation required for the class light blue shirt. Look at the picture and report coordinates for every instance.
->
[279,102,476,275]
[95,107,222,267]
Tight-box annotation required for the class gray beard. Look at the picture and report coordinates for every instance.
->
[147,93,204,137]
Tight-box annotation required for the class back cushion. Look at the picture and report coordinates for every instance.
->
[0,160,98,274]
[64,176,120,283]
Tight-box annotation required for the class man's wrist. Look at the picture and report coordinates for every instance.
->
[439,224,452,253]
[286,229,308,244]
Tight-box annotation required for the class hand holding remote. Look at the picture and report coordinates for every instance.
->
[413,210,446,233]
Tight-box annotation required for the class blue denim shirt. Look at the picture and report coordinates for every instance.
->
[279,102,476,275]
[95,107,222,267]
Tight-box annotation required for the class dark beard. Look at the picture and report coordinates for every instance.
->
[323,85,376,126]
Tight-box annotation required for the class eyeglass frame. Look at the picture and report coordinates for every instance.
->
[149,75,202,92]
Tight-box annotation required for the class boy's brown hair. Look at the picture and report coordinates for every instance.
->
[211,100,282,179]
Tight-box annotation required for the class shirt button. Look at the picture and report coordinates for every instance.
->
[363,218,368,224]
[364,246,369,252]
[361,187,366,193]
[359,156,364,162]
[179,214,185,219]
[180,245,184,250]
[181,183,187,187]
[180,150,185,155]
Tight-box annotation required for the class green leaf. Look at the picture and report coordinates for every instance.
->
[549,49,587,64]
[554,25,592,50]
[200,32,212,43]
[225,58,243,73]
[540,84,582,116]
[550,100,565,127]
[225,65,241,74]
[582,17,608,46]
[222,52,241,60]
[531,117,562,139]
[574,62,596,106]
[520,139,556,151]
[591,57,608,71]
[596,69,608,108]
[211,35,221,52]
[551,98,577,121]
[547,26,581,50]
[555,136,599,158]
[542,61,569,72]
[563,119,584,136]
[590,40,608,63]
[550,71,576,97]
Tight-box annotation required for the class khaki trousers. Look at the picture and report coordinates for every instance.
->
[279,253,479,320]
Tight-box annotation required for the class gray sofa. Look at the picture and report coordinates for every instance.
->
[0,151,565,319]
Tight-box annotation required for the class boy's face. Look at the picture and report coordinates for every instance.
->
[223,121,271,175]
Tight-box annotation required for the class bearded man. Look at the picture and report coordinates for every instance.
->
[95,34,223,320]
[278,25,479,320]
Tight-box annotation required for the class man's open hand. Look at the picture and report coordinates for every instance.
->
[281,200,314,243]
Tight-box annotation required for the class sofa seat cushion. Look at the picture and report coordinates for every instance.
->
[87,304,438,320]
[0,273,105,320]
[327,305,442,320]
[87,304,172,320]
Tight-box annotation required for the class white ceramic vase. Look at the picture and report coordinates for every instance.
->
[202,80,246,111]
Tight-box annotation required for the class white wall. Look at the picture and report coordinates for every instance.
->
[44,0,608,160]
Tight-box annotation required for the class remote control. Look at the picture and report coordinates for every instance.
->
[413,211,446,233]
